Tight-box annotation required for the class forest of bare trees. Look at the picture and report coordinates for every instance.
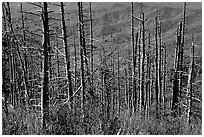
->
[2,2,202,135]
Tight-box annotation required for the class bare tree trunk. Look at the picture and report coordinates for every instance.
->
[141,12,146,108]
[138,11,142,114]
[138,46,141,112]
[20,2,30,109]
[131,2,136,114]
[20,2,29,83]
[79,2,94,98]
[5,2,30,108]
[90,2,94,90]
[158,14,162,110]
[74,30,77,90]
[11,40,16,106]
[124,66,129,113]
[2,3,7,32]
[42,2,49,131]
[163,43,167,112]
[186,29,194,127]
[56,40,60,78]
[172,22,182,114]
[2,3,10,110]
[111,53,115,117]
[128,60,132,114]
[155,16,159,115]
[117,44,120,114]
[60,2,73,103]
[146,30,151,119]
[179,2,186,98]
[78,2,86,133]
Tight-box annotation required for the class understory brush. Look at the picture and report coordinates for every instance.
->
[2,105,201,135]
[119,107,202,135]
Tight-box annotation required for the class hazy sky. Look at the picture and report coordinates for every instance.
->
[145,2,202,9]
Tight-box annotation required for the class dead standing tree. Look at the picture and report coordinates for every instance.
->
[117,42,120,114]
[179,2,186,98]
[3,2,30,108]
[89,2,94,90]
[140,12,146,110]
[186,29,195,127]
[60,2,73,104]
[78,2,86,133]
[172,22,182,115]
[157,12,162,111]
[131,2,139,114]
[41,2,50,131]
[131,2,136,114]
[172,2,187,115]
[154,16,159,115]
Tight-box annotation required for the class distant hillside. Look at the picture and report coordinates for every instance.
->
[9,2,202,68]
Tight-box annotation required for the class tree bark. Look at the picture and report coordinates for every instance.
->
[186,29,194,127]
[60,2,73,103]
[155,16,159,114]
[78,2,85,133]
[42,2,50,131]
[90,2,94,89]
[141,12,146,108]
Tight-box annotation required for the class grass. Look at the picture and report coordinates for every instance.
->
[2,104,202,135]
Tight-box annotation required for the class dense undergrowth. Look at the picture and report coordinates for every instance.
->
[2,103,202,135]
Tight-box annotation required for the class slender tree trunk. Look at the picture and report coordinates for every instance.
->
[42,2,50,131]
[5,2,30,108]
[134,33,139,113]
[80,2,94,98]
[179,2,186,98]
[128,60,132,114]
[2,3,7,32]
[2,3,11,105]
[74,30,77,90]
[111,52,115,117]
[20,2,28,81]
[124,66,129,113]
[138,12,142,113]
[56,40,60,78]
[117,44,120,114]
[141,12,146,108]
[11,41,15,106]
[155,16,159,115]
[146,30,151,119]
[131,2,136,114]
[78,2,85,133]
[60,2,73,103]
[172,22,182,114]
[186,29,194,127]
[158,14,162,110]
[20,2,29,108]
[90,2,94,90]
[163,43,167,111]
